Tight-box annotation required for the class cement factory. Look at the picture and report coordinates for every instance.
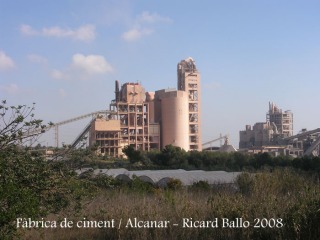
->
[88,57,202,157]
[40,57,320,158]
[239,102,320,157]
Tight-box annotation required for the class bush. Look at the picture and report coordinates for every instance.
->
[0,148,70,239]
[129,176,156,193]
[166,178,182,190]
[94,174,122,189]
[0,101,70,239]
[236,172,254,195]
[191,180,211,190]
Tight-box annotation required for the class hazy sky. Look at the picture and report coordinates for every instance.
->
[1,0,319,147]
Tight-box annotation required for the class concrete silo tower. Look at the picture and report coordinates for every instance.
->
[177,57,202,150]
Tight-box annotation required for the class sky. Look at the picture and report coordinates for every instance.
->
[1,0,320,148]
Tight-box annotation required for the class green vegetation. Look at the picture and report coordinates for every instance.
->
[20,169,320,240]
[0,101,73,239]
[62,147,320,176]
[2,100,320,239]
[120,146,320,175]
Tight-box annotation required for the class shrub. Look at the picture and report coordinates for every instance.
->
[94,174,122,189]
[0,148,71,239]
[129,176,156,193]
[191,180,211,190]
[166,178,182,190]
[236,172,254,195]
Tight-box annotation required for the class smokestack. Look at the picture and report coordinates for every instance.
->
[115,80,120,102]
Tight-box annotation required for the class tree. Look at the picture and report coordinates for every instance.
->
[0,100,47,150]
[188,150,203,168]
[159,145,187,167]
[122,145,145,164]
[0,101,69,239]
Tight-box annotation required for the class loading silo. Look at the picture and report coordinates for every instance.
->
[158,89,189,151]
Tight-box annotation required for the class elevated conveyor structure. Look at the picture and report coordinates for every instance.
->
[202,135,228,150]
[71,119,96,148]
[283,128,320,156]
[284,128,320,141]
[25,110,116,147]
[303,135,320,156]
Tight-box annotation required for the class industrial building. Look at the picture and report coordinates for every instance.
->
[239,102,320,157]
[240,102,293,148]
[88,57,202,157]
[267,102,293,138]
[28,58,319,156]
[177,57,202,151]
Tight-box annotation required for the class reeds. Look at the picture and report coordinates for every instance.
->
[21,168,320,240]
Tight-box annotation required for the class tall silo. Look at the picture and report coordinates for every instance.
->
[157,89,189,151]
[177,57,202,150]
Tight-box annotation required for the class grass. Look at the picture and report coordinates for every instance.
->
[20,168,320,240]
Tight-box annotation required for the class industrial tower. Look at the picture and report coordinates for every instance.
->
[89,57,201,157]
[267,102,293,138]
[177,57,202,150]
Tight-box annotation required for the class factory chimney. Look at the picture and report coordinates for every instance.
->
[115,80,120,102]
